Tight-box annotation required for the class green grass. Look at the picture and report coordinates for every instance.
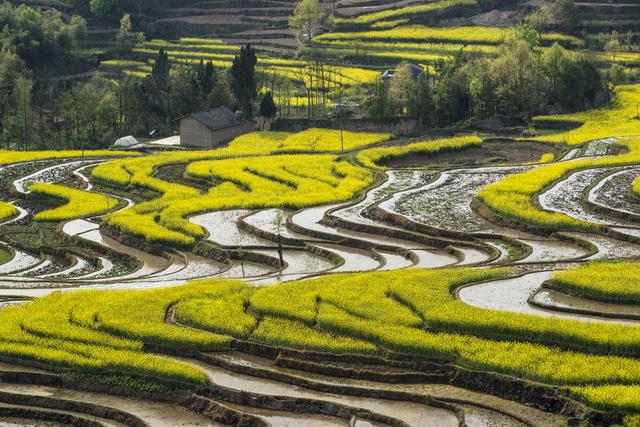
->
[0,247,11,266]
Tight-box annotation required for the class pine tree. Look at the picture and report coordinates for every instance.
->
[259,91,277,129]
[229,44,257,118]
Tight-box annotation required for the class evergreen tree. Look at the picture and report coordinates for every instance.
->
[144,49,172,127]
[229,44,257,118]
[197,60,216,99]
[259,91,277,129]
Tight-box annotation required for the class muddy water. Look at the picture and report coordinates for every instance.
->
[539,166,635,228]
[73,163,98,191]
[314,243,381,272]
[0,402,127,426]
[291,204,427,250]
[588,168,640,217]
[146,252,187,279]
[516,239,587,264]
[191,210,275,247]
[187,359,459,427]
[254,249,334,276]
[149,252,226,281]
[19,259,52,276]
[0,383,220,426]
[62,219,99,237]
[412,249,459,268]
[457,271,639,324]
[560,148,580,161]
[216,261,275,279]
[78,257,114,280]
[40,256,90,279]
[13,161,96,193]
[455,247,491,265]
[77,230,169,281]
[561,232,640,260]
[0,248,41,275]
[532,288,640,319]
[223,402,348,426]
[378,251,414,270]
[332,170,431,227]
[380,166,532,234]
[209,353,560,427]
[243,209,311,241]
[460,405,526,427]
[486,241,514,264]
[0,419,66,427]
[582,138,616,157]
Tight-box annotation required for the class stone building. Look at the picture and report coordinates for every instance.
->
[179,107,255,148]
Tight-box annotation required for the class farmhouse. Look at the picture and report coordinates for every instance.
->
[380,62,426,88]
[179,107,256,148]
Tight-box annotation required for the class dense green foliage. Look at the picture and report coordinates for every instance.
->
[365,37,608,125]
[0,3,87,68]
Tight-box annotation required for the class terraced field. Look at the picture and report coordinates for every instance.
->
[100,0,639,101]
[4,85,640,425]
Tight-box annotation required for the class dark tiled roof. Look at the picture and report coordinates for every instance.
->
[380,63,425,80]
[184,107,244,130]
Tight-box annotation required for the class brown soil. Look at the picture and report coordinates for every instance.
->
[157,15,245,25]
[470,10,526,27]
[383,141,560,168]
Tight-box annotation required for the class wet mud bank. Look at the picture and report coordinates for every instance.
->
[204,341,601,423]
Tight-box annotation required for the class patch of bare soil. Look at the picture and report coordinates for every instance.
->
[224,42,294,54]
[470,10,526,27]
[383,141,560,168]
[157,15,245,25]
[337,0,422,17]
[233,28,295,36]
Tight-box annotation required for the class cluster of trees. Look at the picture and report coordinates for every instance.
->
[4,43,267,149]
[0,3,89,150]
[525,0,579,34]
[87,0,187,23]
[0,3,87,70]
[365,35,609,127]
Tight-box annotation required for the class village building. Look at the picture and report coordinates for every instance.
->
[380,63,426,88]
[179,106,256,148]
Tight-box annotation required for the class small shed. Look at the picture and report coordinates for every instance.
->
[179,107,255,148]
[114,135,139,147]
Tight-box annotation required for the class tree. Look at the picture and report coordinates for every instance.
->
[525,0,579,33]
[12,76,33,150]
[229,44,257,118]
[116,14,144,53]
[389,62,415,115]
[364,78,392,122]
[208,79,234,109]
[57,78,119,148]
[143,49,172,127]
[259,91,277,129]
[0,3,86,69]
[289,0,331,45]
[197,60,216,98]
